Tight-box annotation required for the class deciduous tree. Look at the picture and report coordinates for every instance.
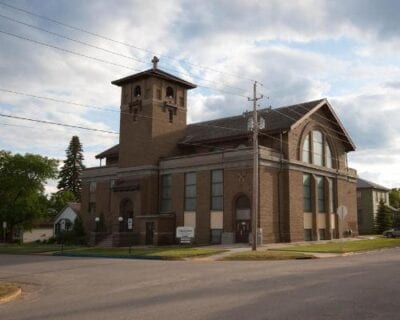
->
[0,151,58,241]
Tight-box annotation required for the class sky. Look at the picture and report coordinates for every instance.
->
[1,0,400,193]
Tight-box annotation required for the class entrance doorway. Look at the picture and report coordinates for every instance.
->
[236,220,251,243]
[120,198,134,232]
[235,195,251,243]
[145,222,155,245]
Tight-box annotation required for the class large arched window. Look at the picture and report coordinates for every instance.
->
[301,130,334,168]
[312,130,323,166]
[302,134,311,164]
[325,142,333,169]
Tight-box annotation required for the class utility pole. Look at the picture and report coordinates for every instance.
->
[248,81,263,251]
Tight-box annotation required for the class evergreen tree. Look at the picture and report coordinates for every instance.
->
[57,136,85,200]
[375,199,392,234]
[389,188,400,208]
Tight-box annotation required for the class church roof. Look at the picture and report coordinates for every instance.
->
[357,178,389,191]
[182,98,326,144]
[111,68,197,89]
[95,98,356,159]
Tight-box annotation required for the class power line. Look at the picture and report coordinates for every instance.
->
[0,87,351,165]
[0,0,256,83]
[0,12,248,94]
[0,29,248,98]
[0,29,140,71]
[0,112,118,134]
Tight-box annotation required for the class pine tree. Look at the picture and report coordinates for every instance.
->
[57,136,85,200]
[375,199,392,234]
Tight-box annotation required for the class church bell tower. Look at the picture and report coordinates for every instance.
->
[111,57,197,167]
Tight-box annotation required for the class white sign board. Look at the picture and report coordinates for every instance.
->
[337,205,348,220]
[127,218,133,230]
[176,226,194,244]
[2,221,6,229]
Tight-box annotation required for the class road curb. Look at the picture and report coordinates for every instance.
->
[0,286,22,303]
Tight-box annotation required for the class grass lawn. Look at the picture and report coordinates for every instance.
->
[0,243,81,255]
[222,250,315,261]
[55,246,227,260]
[0,283,20,300]
[273,238,400,254]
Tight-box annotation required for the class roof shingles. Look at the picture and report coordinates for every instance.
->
[95,98,336,158]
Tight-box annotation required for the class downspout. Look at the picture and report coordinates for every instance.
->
[277,131,286,242]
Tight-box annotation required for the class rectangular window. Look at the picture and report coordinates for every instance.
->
[317,176,325,213]
[328,178,334,213]
[184,172,197,211]
[211,170,223,210]
[90,182,97,193]
[304,229,312,241]
[325,144,333,168]
[319,229,326,240]
[303,174,312,212]
[161,175,172,212]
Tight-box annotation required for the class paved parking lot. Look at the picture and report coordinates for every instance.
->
[1,249,400,320]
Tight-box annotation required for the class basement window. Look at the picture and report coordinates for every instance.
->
[304,229,312,241]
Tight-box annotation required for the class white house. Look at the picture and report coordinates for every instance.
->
[54,203,80,236]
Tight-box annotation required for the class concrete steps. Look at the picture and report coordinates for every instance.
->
[96,234,113,247]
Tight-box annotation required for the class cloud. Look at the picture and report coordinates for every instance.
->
[1,0,400,189]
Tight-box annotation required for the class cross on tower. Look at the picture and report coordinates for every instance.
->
[152,56,159,70]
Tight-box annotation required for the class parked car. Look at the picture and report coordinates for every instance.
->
[383,228,400,238]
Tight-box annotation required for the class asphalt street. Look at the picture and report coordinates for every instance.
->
[1,249,400,320]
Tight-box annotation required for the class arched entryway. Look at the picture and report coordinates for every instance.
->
[235,195,251,243]
[119,198,134,232]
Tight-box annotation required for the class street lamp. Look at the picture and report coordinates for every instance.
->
[118,216,123,232]
[94,216,100,232]
[2,221,6,244]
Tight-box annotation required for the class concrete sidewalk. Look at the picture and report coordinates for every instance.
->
[198,237,369,261]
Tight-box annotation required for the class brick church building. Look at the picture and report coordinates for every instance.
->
[81,58,358,246]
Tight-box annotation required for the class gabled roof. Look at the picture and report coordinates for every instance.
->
[182,99,325,144]
[95,144,119,159]
[53,202,81,223]
[95,98,356,159]
[111,68,197,89]
[357,178,390,191]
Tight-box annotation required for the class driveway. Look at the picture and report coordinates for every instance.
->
[1,248,400,320]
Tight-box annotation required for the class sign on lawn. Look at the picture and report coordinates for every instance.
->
[176,226,194,244]
[127,218,133,230]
